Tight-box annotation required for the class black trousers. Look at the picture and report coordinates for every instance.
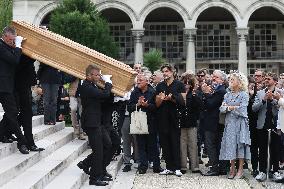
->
[258,129,281,173]
[108,128,121,159]
[16,88,35,147]
[159,128,181,171]
[83,127,112,179]
[0,92,27,145]
[205,126,229,172]
[249,122,259,171]
[136,133,160,170]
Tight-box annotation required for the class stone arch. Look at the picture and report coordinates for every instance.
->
[139,0,190,28]
[96,1,138,28]
[33,2,58,25]
[243,0,284,27]
[190,1,242,28]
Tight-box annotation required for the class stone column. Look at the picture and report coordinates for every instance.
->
[184,28,197,73]
[236,28,249,76]
[131,29,145,64]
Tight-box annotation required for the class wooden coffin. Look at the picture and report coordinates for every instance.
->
[11,21,137,96]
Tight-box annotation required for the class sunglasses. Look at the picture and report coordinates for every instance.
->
[197,75,205,77]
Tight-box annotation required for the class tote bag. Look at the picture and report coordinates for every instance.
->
[130,106,149,134]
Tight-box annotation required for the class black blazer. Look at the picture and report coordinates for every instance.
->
[15,55,37,90]
[199,84,226,132]
[176,91,201,128]
[0,39,22,93]
[37,64,62,84]
[128,86,157,133]
[79,80,112,129]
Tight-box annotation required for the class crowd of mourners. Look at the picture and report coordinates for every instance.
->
[1,26,284,186]
[115,64,284,184]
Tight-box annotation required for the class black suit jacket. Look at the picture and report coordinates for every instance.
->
[0,39,22,93]
[15,55,37,90]
[199,84,227,132]
[37,64,62,84]
[79,80,112,129]
[128,85,157,133]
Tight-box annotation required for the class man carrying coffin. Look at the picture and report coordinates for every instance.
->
[78,64,113,186]
[0,26,29,154]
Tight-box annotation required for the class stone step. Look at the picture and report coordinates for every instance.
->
[0,122,65,160]
[80,155,123,189]
[32,115,44,127]
[0,114,44,128]
[1,138,88,189]
[44,150,91,189]
[0,127,74,187]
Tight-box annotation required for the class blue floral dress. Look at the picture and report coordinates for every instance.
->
[219,91,251,160]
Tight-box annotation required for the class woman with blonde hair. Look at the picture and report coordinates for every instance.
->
[219,72,251,179]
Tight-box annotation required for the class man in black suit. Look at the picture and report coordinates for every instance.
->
[78,64,113,186]
[15,55,45,151]
[200,70,227,176]
[0,26,29,154]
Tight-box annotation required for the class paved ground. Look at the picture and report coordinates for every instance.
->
[113,159,284,189]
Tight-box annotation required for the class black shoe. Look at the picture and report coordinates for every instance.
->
[202,170,219,176]
[104,171,112,179]
[89,179,108,186]
[29,145,45,151]
[202,154,208,158]
[252,170,259,177]
[77,161,90,175]
[275,177,284,183]
[18,145,29,154]
[243,162,248,169]
[153,167,163,173]
[138,169,147,174]
[122,165,131,172]
[9,135,17,141]
[181,170,187,174]
[192,170,201,174]
[101,175,113,181]
[0,136,13,143]
[205,162,212,167]
[219,171,227,175]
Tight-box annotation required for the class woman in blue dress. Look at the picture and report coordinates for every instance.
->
[219,72,251,179]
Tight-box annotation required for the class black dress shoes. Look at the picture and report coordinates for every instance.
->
[104,172,112,179]
[0,136,13,143]
[101,175,113,181]
[18,145,29,154]
[77,161,90,175]
[29,145,45,151]
[153,167,164,173]
[89,179,108,186]
[202,170,219,176]
[122,164,131,172]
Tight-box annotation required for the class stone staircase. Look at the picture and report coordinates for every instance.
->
[0,113,123,189]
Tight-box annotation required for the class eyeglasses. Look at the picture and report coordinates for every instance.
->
[197,75,205,77]
[254,75,262,77]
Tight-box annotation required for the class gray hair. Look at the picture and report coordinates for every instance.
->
[2,26,16,36]
[213,70,227,81]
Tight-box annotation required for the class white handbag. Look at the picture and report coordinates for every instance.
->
[130,106,149,134]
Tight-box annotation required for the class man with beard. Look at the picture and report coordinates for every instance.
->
[155,64,185,177]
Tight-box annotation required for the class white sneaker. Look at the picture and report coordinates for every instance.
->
[175,170,183,177]
[273,172,283,180]
[159,169,173,175]
[256,172,267,182]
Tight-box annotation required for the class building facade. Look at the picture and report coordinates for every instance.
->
[13,0,284,75]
